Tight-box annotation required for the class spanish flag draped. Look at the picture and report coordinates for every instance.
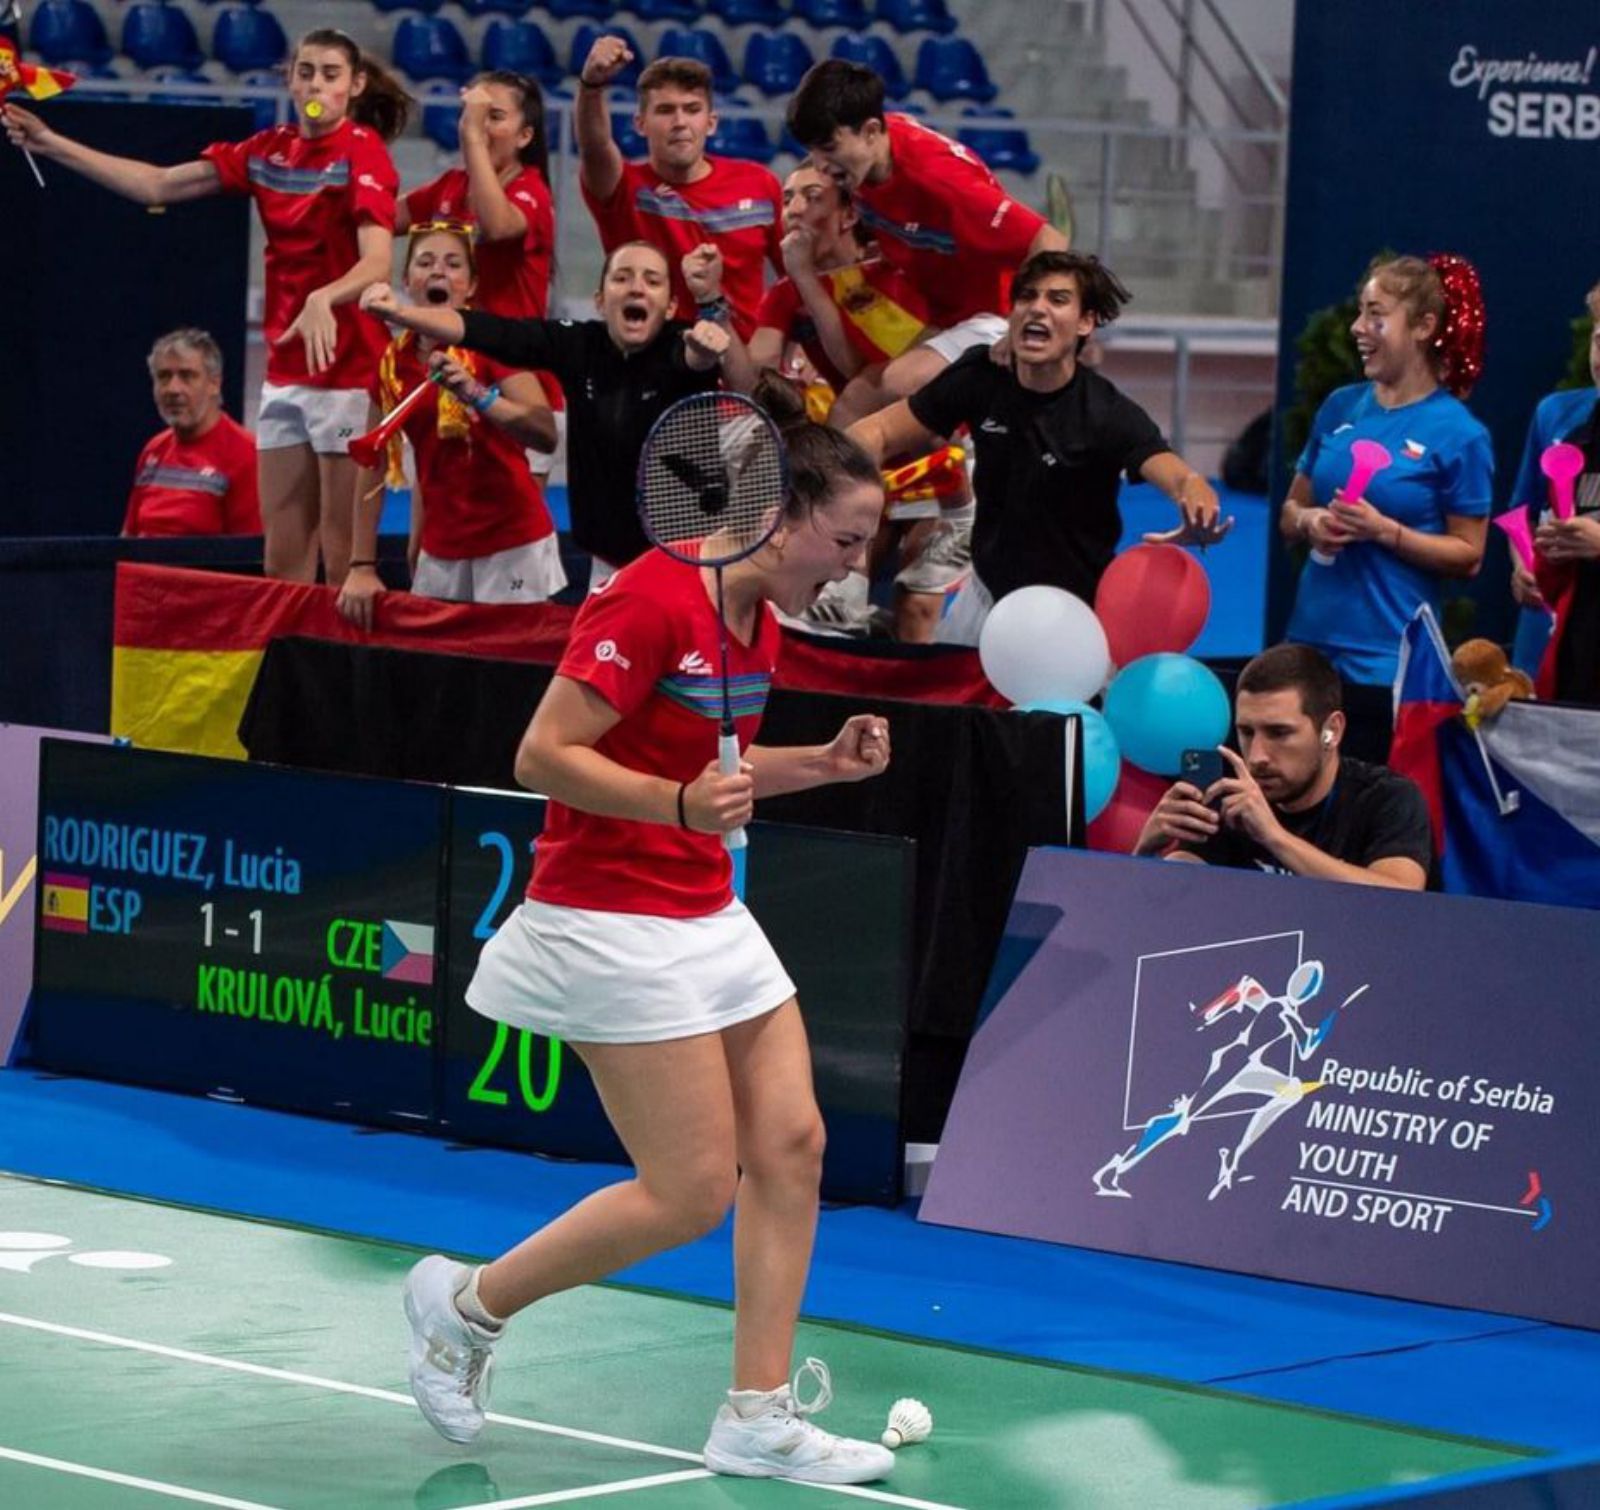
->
[111,564,1002,762]
[0,37,76,102]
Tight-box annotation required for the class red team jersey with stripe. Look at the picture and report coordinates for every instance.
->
[581,156,782,339]
[122,415,260,537]
[528,548,781,918]
[202,120,398,389]
[404,166,555,319]
[756,257,930,390]
[375,342,555,562]
[854,115,1045,330]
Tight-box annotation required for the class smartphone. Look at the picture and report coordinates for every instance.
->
[1180,748,1226,797]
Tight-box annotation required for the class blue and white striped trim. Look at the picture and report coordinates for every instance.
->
[856,204,956,256]
[657,672,771,720]
[634,188,775,232]
[247,157,351,196]
[136,464,229,496]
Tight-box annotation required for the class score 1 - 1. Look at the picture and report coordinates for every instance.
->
[199,903,264,953]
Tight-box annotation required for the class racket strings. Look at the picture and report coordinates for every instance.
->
[640,396,786,565]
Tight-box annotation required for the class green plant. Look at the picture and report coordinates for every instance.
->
[1557,314,1595,390]
[1282,293,1363,481]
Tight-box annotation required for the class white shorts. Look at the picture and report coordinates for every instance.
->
[922,312,1009,366]
[466,897,797,1044]
[412,534,567,604]
[256,382,369,456]
[934,568,995,646]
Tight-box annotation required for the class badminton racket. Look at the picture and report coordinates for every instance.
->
[637,391,788,851]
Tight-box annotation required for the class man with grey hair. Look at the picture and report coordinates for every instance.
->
[123,328,259,537]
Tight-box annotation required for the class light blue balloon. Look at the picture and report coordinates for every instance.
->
[1018,698,1122,822]
[1102,654,1231,776]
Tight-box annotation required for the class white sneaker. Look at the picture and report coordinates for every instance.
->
[702,1357,894,1485]
[403,1256,499,1444]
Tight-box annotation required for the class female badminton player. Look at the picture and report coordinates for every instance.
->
[402,375,899,1485]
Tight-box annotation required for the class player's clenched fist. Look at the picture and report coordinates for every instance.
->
[580,35,634,88]
[681,759,755,834]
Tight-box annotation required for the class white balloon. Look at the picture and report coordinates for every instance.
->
[979,586,1110,705]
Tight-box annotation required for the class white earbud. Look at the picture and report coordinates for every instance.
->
[1320,730,1334,748]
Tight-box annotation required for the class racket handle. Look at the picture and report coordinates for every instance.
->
[719,730,747,852]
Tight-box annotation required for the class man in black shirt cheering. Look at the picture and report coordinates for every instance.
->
[846,250,1230,643]
[1134,644,1433,888]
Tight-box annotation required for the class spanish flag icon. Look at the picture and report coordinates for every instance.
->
[41,873,91,933]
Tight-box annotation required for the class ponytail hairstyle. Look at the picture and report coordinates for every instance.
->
[1366,253,1486,398]
[751,370,881,523]
[297,28,412,142]
[471,69,549,182]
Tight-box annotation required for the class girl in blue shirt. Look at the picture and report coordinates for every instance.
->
[1281,255,1492,685]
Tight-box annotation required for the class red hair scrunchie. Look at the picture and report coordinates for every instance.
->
[1427,252,1485,399]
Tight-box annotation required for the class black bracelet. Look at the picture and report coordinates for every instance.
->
[676,781,690,830]
[348,558,378,568]
[579,77,604,90]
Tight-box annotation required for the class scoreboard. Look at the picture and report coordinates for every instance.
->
[31,741,911,1203]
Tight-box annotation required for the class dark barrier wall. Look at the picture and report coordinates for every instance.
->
[1268,2,1600,644]
[4,103,252,536]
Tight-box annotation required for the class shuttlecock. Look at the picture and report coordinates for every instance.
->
[880,1397,932,1449]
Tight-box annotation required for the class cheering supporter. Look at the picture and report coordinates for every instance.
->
[360,241,741,589]
[398,72,554,321]
[337,224,562,625]
[749,164,965,641]
[1279,255,1492,689]
[847,251,1228,645]
[785,58,1067,427]
[1133,644,1433,889]
[576,37,780,339]
[1531,377,1600,706]
[4,29,405,585]
[1506,281,1600,695]
[123,329,258,539]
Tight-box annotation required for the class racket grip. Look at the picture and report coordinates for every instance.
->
[719,730,747,852]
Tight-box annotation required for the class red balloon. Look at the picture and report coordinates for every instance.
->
[1094,544,1211,666]
[1087,762,1171,853]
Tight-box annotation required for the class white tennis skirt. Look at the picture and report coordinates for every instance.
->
[466,897,797,1045]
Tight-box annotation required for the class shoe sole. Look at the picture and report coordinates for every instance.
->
[404,1269,484,1446]
[702,1446,892,1485]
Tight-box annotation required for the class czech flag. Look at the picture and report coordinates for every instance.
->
[1391,607,1600,907]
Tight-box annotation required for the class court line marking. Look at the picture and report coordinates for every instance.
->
[467,1469,715,1507]
[0,1311,966,1510]
[0,1445,283,1510]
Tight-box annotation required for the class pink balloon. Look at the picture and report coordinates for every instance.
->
[1337,438,1392,508]
[1087,763,1171,854]
[1093,544,1211,666]
[1493,507,1537,571]
[1541,442,1584,521]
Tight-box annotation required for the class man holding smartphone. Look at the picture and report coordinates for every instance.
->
[1132,644,1432,889]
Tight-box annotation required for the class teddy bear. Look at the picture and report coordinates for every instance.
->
[1450,638,1534,727]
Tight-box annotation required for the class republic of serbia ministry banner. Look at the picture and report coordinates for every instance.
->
[1269,0,1600,642]
[921,849,1599,1328]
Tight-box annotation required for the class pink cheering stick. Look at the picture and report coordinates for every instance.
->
[1311,439,1392,565]
[1492,507,1537,571]
[1540,442,1584,521]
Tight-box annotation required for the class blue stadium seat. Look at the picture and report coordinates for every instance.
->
[546,0,612,19]
[144,65,221,107]
[611,109,648,159]
[420,80,461,152]
[60,60,124,102]
[959,107,1038,174]
[743,32,812,97]
[212,6,287,74]
[483,19,564,88]
[569,24,644,89]
[122,4,204,72]
[913,36,996,102]
[829,34,907,99]
[542,82,572,156]
[657,27,738,94]
[372,0,441,12]
[457,0,528,16]
[795,0,868,25]
[708,96,775,162]
[393,15,473,85]
[708,0,786,25]
[875,0,956,34]
[627,0,701,20]
[239,67,285,131]
[29,0,112,66]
